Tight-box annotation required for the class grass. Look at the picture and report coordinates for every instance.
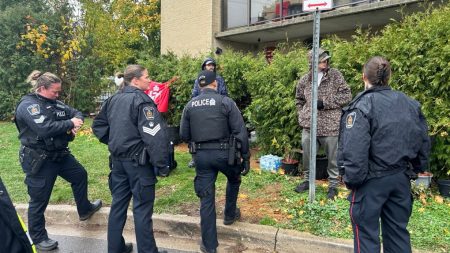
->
[0,120,449,252]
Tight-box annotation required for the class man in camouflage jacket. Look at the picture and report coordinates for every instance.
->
[294,48,352,199]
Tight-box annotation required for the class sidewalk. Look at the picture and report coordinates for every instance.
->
[15,204,354,253]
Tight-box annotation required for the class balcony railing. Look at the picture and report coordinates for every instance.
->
[223,0,378,30]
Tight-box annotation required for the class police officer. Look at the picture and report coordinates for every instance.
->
[0,176,36,253]
[180,70,250,253]
[188,57,229,168]
[337,56,430,253]
[15,71,102,251]
[92,65,169,253]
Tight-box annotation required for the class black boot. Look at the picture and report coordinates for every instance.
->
[224,208,241,225]
[121,242,133,253]
[327,187,338,200]
[294,181,309,193]
[35,238,58,251]
[79,199,102,221]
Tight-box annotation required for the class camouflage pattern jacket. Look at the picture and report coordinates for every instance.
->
[295,68,352,136]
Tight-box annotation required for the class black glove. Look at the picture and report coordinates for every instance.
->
[338,166,345,176]
[241,159,250,176]
[317,100,324,110]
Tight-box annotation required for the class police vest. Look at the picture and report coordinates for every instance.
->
[189,93,229,143]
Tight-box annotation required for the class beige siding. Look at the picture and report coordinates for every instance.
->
[161,0,218,56]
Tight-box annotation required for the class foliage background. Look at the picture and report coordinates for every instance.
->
[0,1,448,176]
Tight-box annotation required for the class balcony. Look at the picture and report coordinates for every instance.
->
[219,0,424,44]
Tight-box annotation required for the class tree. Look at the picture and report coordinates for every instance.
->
[0,1,48,119]
[80,0,161,72]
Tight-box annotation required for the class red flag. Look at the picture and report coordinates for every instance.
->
[145,81,170,112]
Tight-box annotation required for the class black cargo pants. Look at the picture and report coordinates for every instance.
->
[194,149,241,251]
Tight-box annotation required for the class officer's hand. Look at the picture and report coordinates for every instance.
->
[71,128,79,135]
[317,100,324,110]
[71,117,83,128]
[241,159,250,176]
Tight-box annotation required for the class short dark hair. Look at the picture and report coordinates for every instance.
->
[363,56,391,86]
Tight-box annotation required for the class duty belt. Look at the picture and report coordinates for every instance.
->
[23,146,69,161]
[195,142,229,150]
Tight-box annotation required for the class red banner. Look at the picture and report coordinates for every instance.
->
[144,81,170,112]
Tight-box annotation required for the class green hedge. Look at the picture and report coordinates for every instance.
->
[324,3,450,177]
[142,3,449,178]
[3,3,446,176]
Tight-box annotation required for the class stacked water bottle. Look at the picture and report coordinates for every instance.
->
[259,155,282,172]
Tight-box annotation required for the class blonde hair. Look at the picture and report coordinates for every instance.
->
[26,70,61,92]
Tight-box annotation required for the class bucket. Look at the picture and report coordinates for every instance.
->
[282,159,299,176]
[437,179,450,198]
[413,173,433,188]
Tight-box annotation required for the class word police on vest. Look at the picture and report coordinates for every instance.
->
[197,70,216,87]
[192,98,216,107]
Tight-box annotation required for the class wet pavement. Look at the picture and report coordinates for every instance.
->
[43,234,195,253]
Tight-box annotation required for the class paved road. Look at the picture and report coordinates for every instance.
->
[44,234,195,253]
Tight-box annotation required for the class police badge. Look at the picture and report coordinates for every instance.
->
[143,107,154,120]
[346,112,356,129]
[27,104,40,116]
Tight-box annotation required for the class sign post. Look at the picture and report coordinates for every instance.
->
[303,0,333,203]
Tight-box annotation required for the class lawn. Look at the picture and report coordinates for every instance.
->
[0,120,449,252]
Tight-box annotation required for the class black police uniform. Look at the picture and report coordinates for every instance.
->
[180,88,249,252]
[15,93,95,245]
[0,177,36,253]
[92,86,168,253]
[337,86,430,253]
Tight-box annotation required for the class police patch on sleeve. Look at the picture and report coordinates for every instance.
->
[143,123,161,136]
[27,104,40,115]
[143,107,154,120]
[346,112,356,129]
[33,115,45,124]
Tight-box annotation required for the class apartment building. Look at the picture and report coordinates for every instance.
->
[161,0,428,56]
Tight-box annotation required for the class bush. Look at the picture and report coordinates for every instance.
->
[244,44,308,155]
[134,3,450,173]
[324,3,450,177]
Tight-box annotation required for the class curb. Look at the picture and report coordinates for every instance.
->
[15,204,354,253]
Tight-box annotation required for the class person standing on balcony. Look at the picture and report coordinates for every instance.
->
[188,57,229,168]
[294,48,352,199]
[337,56,430,253]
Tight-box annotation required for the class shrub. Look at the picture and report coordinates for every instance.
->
[325,3,450,177]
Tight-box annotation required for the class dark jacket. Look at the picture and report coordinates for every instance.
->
[0,177,35,253]
[337,86,430,189]
[180,88,249,159]
[192,58,228,98]
[15,93,81,151]
[92,86,169,169]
